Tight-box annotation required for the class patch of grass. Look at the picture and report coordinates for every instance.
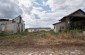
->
[0,32,10,40]
[0,32,8,36]
[15,32,28,35]
[0,30,85,46]
[54,30,84,40]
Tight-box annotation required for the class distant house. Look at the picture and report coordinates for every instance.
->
[27,27,51,32]
[0,15,25,33]
[53,9,85,32]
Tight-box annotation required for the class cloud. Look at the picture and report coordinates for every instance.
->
[46,0,85,12]
[0,0,22,18]
[0,0,85,28]
[21,0,85,28]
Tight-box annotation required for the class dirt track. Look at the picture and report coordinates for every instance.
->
[0,45,85,55]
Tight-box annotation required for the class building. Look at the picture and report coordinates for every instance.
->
[0,15,25,33]
[53,9,85,32]
[27,27,51,32]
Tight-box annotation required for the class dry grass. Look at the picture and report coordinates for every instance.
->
[0,30,85,46]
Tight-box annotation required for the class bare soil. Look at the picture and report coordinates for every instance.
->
[0,31,85,55]
[0,44,85,55]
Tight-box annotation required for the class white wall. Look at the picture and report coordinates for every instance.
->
[14,16,25,32]
[0,16,25,33]
[28,28,51,32]
[6,23,18,33]
[53,22,66,32]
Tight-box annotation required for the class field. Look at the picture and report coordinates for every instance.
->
[0,31,85,55]
[0,31,85,46]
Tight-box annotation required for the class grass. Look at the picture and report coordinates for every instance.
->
[0,30,85,46]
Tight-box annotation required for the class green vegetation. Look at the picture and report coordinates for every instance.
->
[0,30,84,40]
[0,30,85,46]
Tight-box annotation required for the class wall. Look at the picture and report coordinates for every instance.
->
[28,29,35,32]
[72,11,85,17]
[6,23,18,33]
[54,21,66,32]
[28,28,51,32]
[0,21,18,33]
[14,16,25,32]
[0,21,11,32]
[0,16,25,33]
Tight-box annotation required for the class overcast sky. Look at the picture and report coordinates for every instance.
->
[0,0,85,28]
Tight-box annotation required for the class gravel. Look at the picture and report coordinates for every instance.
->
[0,46,85,55]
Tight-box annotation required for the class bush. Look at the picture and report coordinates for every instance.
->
[0,32,7,36]
[15,32,28,35]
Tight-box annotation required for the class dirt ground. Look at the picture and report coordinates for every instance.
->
[0,38,85,55]
[0,45,85,55]
[0,31,85,55]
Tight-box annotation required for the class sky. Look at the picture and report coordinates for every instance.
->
[0,0,85,28]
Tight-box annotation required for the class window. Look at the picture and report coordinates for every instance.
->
[54,26,55,29]
[60,26,64,29]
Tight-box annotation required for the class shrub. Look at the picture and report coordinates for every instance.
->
[0,32,7,36]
